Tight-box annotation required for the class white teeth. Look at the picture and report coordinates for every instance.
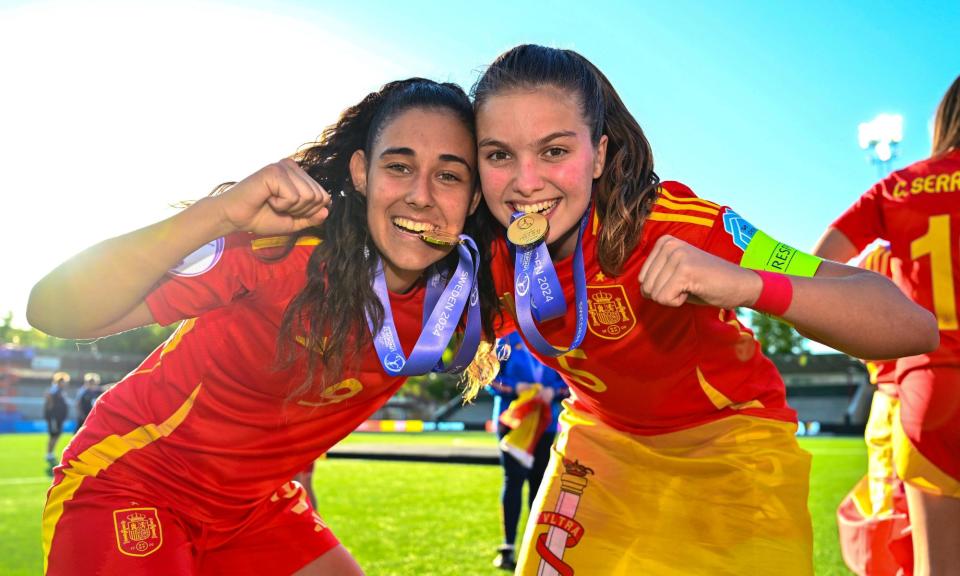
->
[392,217,435,233]
[514,199,559,214]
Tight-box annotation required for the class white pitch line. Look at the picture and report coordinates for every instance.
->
[0,477,50,486]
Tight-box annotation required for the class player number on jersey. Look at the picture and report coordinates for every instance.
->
[557,349,608,393]
[911,214,959,330]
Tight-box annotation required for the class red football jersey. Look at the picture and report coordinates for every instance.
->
[832,149,960,374]
[56,233,420,525]
[492,181,795,435]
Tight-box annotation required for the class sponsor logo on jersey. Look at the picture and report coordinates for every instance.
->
[170,237,225,277]
[722,208,757,252]
[586,285,636,340]
[535,458,594,575]
[113,507,162,557]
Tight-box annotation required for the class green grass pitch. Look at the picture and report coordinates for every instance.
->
[0,433,864,575]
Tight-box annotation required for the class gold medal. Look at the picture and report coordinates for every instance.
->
[506,212,549,246]
[420,230,462,247]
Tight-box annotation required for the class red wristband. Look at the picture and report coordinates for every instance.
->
[752,270,792,316]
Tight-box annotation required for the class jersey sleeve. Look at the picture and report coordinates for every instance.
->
[145,233,260,326]
[858,242,892,278]
[831,182,887,252]
[702,203,823,277]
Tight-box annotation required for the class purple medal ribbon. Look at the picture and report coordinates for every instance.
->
[510,209,590,358]
[368,235,481,376]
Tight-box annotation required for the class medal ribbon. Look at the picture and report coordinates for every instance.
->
[368,235,481,376]
[510,209,590,358]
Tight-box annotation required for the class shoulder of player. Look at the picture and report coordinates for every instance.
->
[645,181,724,236]
[883,152,960,188]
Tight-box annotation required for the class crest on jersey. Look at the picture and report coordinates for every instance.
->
[586,284,635,340]
[113,507,162,557]
[721,208,757,252]
[170,237,225,277]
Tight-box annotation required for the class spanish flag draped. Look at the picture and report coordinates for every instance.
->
[836,391,913,576]
[499,384,550,469]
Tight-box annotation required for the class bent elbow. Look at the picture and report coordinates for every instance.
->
[25,285,54,335]
[902,308,940,357]
[920,309,940,354]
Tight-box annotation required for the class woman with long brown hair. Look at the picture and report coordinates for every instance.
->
[470,44,939,575]
[29,78,496,575]
[814,74,960,576]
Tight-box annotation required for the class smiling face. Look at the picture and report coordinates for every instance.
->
[477,86,607,259]
[350,107,479,292]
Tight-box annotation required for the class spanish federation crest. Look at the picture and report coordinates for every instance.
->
[586,284,636,340]
[113,507,162,557]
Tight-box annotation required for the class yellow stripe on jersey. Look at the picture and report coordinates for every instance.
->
[42,384,202,574]
[655,197,720,215]
[132,318,196,376]
[658,187,721,208]
[251,236,322,251]
[697,366,764,411]
[647,212,714,227]
[892,402,960,497]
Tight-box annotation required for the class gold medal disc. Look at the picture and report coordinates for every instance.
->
[506,212,549,246]
[420,230,461,247]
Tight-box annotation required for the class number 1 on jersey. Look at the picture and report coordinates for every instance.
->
[911,214,958,330]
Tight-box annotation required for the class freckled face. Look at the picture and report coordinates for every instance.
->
[350,108,478,291]
[476,87,606,258]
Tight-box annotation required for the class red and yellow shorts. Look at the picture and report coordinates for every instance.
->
[515,406,813,576]
[894,366,960,497]
[43,470,339,575]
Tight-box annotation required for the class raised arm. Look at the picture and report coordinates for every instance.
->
[27,160,330,339]
[638,234,938,360]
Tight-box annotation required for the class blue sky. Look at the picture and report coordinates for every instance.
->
[1,0,958,327]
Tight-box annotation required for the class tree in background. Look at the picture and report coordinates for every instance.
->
[1,310,176,356]
[747,310,809,356]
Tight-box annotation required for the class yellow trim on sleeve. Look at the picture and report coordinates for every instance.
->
[131,318,196,376]
[696,367,764,411]
[42,384,202,574]
[251,236,321,251]
[658,188,721,208]
[647,212,714,227]
[654,197,720,215]
[892,402,960,497]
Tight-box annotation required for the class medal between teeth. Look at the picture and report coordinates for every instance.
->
[419,230,462,246]
[507,212,549,247]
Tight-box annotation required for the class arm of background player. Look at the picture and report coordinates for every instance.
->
[812,227,860,263]
[27,160,329,339]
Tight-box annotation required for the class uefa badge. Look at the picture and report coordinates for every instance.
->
[113,507,163,557]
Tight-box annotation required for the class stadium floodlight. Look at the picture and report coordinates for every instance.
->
[858,113,903,174]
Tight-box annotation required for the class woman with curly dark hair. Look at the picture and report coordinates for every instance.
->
[29,77,497,575]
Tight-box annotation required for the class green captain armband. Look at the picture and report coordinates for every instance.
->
[740,230,822,277]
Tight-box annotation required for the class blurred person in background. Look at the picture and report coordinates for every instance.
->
[75,372,103,430]
[43,371,70,471]
[834,243,912,575]
[814,74,960,576]
[486,332,568,570]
